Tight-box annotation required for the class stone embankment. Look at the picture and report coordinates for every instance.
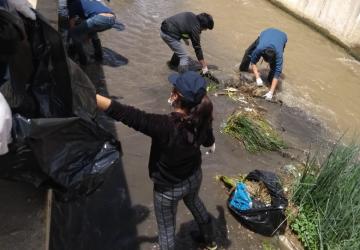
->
[268,0,360,60]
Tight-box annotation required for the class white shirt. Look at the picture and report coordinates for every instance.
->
[0,92,12,155]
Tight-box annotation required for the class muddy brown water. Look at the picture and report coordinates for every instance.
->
[110,0,360,137]
[50,0,358,249]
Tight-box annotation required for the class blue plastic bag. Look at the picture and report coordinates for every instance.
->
[230,182,252,211]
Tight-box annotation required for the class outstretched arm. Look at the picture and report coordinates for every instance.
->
[96,94,170,140]
[96,94,112,111]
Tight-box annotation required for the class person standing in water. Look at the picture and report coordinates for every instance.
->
[160,12,214,74]
[239,28,288,101]
[67,0,116,65]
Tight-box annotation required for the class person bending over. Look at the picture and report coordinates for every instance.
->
[239,28,287,101]
[160,12,214,74]
[96,71,217,250]
[67,0,115,65]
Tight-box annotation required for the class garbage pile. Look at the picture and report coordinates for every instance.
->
[0,6,121,201]
[218,170,288,236]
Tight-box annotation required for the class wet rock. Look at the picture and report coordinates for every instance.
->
[209,70,241,87]
[252,86,269,97]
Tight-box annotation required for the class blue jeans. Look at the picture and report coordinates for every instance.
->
[70,14,116,42]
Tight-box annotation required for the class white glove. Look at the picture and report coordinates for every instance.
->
[263,91,273,101]
[205,143,215,154]
[9,0,36,20]
[202,66,209,75]
[256,77,264,86]
[0,93,12,155]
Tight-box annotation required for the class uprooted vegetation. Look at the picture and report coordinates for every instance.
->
[222,111,286,153]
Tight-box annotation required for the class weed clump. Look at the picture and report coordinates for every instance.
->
[223,112,286,153]
[291,143,360,250]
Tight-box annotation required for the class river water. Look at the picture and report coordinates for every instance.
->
[108,0,360,136]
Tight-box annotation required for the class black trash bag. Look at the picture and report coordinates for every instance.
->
[9,114,122,201]
[25,12,73,118]
[228,170,288,236]
[0,142,49,187]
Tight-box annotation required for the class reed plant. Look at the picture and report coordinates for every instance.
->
[223,112,286,153]
[291,143,360,249]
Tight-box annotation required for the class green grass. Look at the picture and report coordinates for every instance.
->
[206,80,218,92]
[222,112,286,153]
[291,143,360,250]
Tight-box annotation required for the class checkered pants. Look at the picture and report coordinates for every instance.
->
[154,169,210,250]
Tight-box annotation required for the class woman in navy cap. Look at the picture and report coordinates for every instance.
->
[96,71,217,250]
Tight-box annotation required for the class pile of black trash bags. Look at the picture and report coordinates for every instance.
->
[0,7,121,201]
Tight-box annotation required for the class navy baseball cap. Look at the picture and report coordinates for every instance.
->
[168,71,207,105]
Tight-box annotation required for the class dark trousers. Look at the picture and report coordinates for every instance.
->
[153,169,212,250]
[239,37,259,71]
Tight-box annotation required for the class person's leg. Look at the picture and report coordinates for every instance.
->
[86,14,116,33]
[267,62,276,83]
[154,186,181,250]
[90,32,103,61]
[183,170,210,225]
[160,31,189,72]
[86,15,115,61]
[69,21,90,65]
[169,53,180,68]
[239,37,259,71]
[183,170,217,249]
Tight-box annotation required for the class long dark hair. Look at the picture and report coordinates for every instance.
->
[173,90,213,145]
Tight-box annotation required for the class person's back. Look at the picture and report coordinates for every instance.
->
[162,12,200,40]
[256,28,287,56]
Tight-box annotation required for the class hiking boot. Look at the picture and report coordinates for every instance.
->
[169,53,180,66]
[166,61,178,70]
[167,53,180,70]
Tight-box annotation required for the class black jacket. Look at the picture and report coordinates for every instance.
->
[106,100,215,187]
[161,12,204,61]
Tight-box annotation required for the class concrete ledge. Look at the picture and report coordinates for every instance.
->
[30,0,58,29]
[267,0,360,61]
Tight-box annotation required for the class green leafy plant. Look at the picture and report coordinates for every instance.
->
[290,206,319,250]
[206,81,218,92]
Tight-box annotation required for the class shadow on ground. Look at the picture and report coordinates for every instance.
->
[50,9,141,250]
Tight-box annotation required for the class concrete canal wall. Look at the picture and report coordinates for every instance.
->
[268,0,360,59]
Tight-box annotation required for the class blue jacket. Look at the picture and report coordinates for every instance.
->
[250,28,287,79]
[68,0,113,19]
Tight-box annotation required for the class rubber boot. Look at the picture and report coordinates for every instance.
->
[191,218,217,250]
[92,38,103,62]
[166,53,180,70]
